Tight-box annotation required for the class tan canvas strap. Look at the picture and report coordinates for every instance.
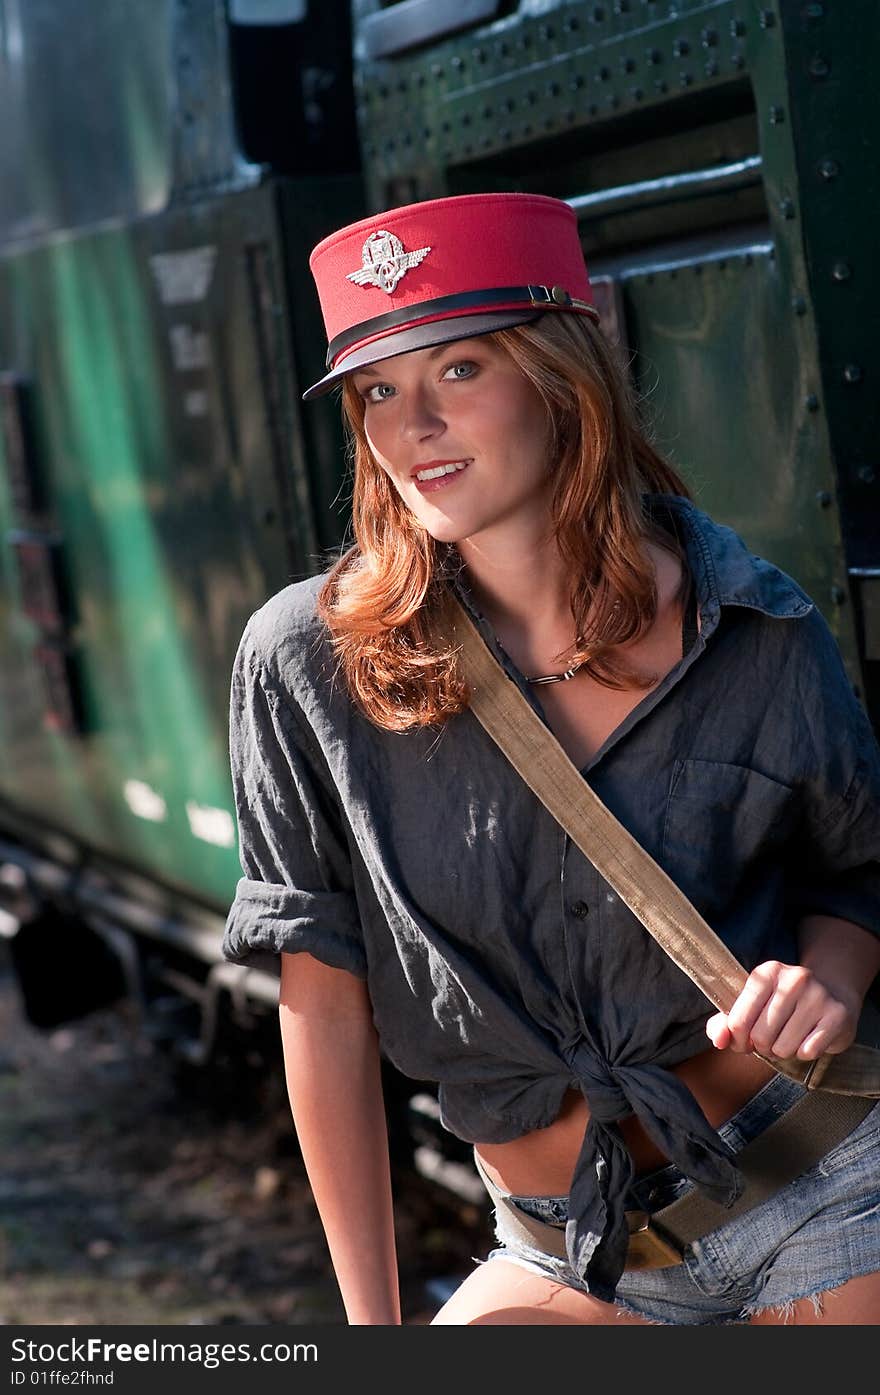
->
[473,1091,876,1268]
[445,594,880,1098]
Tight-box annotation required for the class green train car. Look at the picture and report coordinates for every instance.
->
[0,1,877,1123]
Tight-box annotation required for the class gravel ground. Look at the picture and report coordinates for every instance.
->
[0,942,493,1326]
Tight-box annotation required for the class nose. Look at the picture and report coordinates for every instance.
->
[398,383,445,443]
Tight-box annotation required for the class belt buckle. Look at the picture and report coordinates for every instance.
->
[624,1211,683,1270]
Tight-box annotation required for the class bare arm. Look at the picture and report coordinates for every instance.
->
[707,914,880,1059]
[279,950,401,1325]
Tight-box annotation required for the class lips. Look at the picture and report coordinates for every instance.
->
[411,459,472,494]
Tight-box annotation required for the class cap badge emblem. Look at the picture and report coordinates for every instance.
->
[347,230,432,295]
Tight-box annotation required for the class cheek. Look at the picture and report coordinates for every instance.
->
[501,391,551,465]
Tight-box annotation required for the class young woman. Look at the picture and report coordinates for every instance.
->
[222,193,880,1325]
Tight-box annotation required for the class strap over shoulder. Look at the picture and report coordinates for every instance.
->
[441,592,880,1099]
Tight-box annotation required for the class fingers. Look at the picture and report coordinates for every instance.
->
[708,962,859,1061]
[721,961,780,1053]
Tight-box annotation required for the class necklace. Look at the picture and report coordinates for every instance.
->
[526,659,587,685]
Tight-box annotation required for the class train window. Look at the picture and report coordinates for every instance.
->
[0,0,173,241]
[227,2,358,174]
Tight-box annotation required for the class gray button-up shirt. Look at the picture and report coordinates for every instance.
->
[222,494,880,1300]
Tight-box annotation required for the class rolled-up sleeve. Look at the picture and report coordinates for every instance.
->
[786,609,880,940]
[221,620,367,978]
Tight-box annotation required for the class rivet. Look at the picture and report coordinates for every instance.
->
[792,295,808,315]
[769,105,785,124]
[654,79,668,93]
[646,48,662,65]
[830,585,847,605]
[759,9,776,28]
[620,56,636,74]
[832,261,852,282]
[843,363,863,384]
[779,197,796,220]
[805,394,820,412]
[858,465,876,485]
[632,86,645,100]
[571,73,585,90]
[598,65,610,80]
[815,489,832,506]
[809,56,830,78]
[730,19,746,38]
[614,0,629,13]
[592,4,606,20]
[701,28,718,47]
[705,60,719,77]
[731,53,745,70]
[450,55,464,70]
[818,158,840,181]
[673,39,690,57]
[680,71,693,87]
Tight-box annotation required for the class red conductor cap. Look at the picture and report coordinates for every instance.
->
[302,191,598,400]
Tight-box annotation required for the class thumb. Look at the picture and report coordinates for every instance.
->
[705,1013,731,1050]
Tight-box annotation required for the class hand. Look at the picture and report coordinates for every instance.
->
[705,960,860,1061]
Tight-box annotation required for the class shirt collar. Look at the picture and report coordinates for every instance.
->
[649,494,814,622]
[447,494,814,639]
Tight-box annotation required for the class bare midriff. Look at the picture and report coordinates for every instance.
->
[474,1046,776,1194]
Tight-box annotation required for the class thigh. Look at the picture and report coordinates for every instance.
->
[430,1259,653,1326]
[747,1269,880,1326]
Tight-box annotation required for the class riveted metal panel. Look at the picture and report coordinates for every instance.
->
[351,0,873,707]
[0,179,353,906]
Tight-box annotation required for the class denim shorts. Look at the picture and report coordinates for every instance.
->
[479,1074,880,1324]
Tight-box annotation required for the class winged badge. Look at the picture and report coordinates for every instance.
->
[347,231,432,295]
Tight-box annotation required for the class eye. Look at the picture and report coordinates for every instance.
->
[360,381,396,404]
[442,360,478,381]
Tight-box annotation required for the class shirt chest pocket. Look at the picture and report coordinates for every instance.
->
[661,759,797,913]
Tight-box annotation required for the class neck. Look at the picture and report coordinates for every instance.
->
[456,535,574,638]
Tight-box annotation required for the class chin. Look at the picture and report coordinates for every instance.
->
[409,508,472,545]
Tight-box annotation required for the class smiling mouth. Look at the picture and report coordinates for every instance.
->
[413,460,470,482]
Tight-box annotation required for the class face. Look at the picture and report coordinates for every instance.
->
[350,335,553,549]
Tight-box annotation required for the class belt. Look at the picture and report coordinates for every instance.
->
[474,1091,875,1271]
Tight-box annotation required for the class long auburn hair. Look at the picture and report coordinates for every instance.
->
[316,312,693,731]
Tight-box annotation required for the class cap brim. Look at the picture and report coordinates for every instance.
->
[301,309,543,401]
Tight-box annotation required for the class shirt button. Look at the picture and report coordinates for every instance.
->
[570,900,590,919]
